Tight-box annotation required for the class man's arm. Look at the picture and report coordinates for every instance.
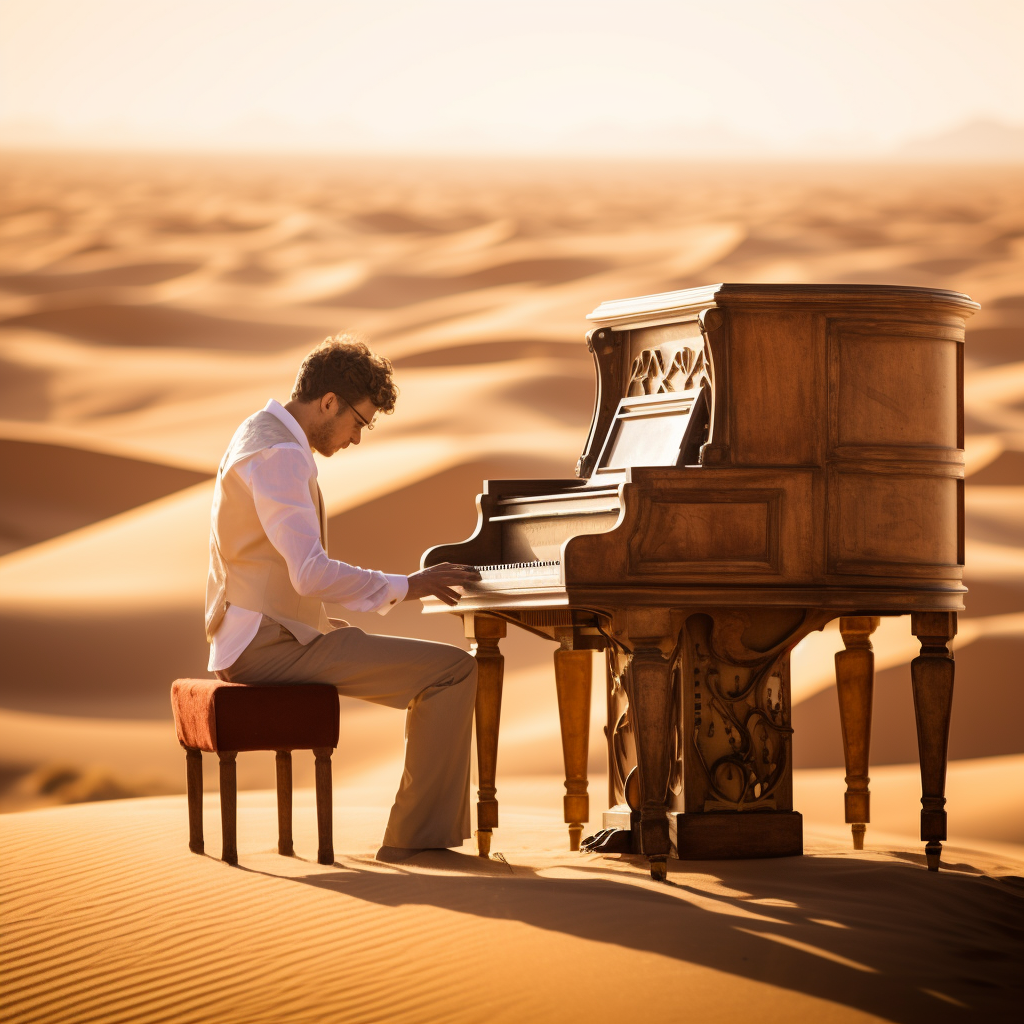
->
[244,446,407,613]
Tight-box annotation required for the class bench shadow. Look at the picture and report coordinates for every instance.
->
[237,850,1023,1024]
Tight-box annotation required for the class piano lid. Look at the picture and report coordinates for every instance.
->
[586,282,980,331]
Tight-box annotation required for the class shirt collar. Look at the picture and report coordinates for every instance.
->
[264,399,314,460]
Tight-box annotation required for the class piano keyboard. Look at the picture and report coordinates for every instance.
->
[470,560,562,586]
[474,560,560,572]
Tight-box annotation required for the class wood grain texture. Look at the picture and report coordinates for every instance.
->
[835,617,879,850]
[553,647,592,850]
[910,612,957,871]
[465,613,506,857]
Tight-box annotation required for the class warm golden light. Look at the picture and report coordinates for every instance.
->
[1,0,1022,156]
[0,3,1022,1020]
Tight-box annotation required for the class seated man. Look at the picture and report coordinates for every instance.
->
[206,334,480,861]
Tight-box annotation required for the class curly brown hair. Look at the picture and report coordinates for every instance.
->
[291,335,398,413]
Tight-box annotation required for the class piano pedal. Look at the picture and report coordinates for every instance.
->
[579,827,633,854]
[579,828,612,852]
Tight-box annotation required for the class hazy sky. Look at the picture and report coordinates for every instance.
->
[1,0,1022,155]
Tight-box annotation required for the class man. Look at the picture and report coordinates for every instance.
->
[206,334,480,862]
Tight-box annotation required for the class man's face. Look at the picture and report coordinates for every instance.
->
[308,393,378,456]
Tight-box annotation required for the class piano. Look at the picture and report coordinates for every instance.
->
[421,283,978,880]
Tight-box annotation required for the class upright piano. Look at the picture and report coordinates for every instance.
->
[421,283,978,880]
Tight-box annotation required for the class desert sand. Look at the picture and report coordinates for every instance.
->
[1,153,1022,1021]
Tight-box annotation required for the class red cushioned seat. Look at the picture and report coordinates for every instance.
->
[170,678,338,866]
[171,678,339,752]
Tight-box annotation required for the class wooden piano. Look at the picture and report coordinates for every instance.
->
[421,283,978,880]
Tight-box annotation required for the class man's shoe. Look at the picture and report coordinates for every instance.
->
[375,845,426,863]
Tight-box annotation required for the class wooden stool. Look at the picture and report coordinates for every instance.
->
[170,679,340,866]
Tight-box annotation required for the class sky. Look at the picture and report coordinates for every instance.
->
[0,0,1022,156]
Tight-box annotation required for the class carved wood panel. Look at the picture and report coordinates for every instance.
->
[604,610,812,818]
[682,614,794,812]
[627,342,709,397]
[605,646,682,811]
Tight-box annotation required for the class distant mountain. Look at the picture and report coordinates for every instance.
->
[900,119,1024,161]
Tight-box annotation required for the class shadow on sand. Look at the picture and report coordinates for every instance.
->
[249,850,1022,1023]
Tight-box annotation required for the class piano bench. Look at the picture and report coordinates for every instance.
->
[170,678,340,866]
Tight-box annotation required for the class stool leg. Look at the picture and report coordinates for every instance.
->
[276,750,294,856]
[219,751,238,865]
[313,747,334,865]
[185,747,204,855]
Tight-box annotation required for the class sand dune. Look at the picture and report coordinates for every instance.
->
[971,450,1024,485]
[1,153,1023,1020]
[0,437,209,555]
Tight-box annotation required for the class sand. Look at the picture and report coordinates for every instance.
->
[2,783,1022,1024]
[1,152,1023,1021]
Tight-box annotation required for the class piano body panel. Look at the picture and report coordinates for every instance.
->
[824,312,967,588]
[563,467,821,587]
[421,283,977,874]
[826,461,963,582]
[426,584,967,619]
[721,307,828,469]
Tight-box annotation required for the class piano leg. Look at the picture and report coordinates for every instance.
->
[554,646,592,851]
[835,616,879,850]
[623,640,675,882]
[465,614,506,858]
[910,613,956,872]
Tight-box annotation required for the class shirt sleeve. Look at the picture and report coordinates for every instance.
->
[240,446,408,615]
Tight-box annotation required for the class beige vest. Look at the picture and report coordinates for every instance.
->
[205,410,330,642]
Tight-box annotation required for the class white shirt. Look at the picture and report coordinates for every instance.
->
[208,400,408,671]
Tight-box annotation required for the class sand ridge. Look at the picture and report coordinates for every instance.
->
[1,786,1022,1024]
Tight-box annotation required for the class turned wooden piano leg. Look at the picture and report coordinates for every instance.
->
[910,612,957,872]
[466,614,506,857]
[835,616,879,850]
[605,650,617,811]
[554,645,592,851]
[622,643,675,881]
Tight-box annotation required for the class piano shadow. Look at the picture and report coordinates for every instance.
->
[244,852,1020,1021]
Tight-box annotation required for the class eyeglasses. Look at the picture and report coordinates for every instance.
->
[344,399,376,431]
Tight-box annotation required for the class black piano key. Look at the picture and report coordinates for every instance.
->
[472,560,561,571]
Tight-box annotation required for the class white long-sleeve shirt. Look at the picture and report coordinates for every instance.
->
[208,400,408,671]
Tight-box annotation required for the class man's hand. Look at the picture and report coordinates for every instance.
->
[404,563,481,607]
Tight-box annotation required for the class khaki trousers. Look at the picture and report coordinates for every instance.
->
[217,616,477,849]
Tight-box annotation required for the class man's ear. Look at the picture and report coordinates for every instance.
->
[320,392,338,415]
